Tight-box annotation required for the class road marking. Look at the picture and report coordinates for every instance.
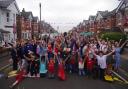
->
[0,64,11,71]
[119,68,128,78]
[111,70,128,84]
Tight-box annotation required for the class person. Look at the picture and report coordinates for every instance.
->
[9,62,27,89]
[48,58,55,78]
[24,50,35,77]
[39,55,47,77]
[10,43,18,70]
[29,54,36,77]
[78,57,85,76]
[34,56,40,77]
[69,54,76,73]
[114,39,127,72]
[9,68,27,88]
[86,45,94,77]
[57,58,66,81]
[91,50,115,80]
[47,42,53,60]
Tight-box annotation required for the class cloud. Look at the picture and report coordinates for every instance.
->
[16,0,120,32]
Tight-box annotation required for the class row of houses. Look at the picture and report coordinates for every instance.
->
[73,0,128,34]
[0,0,56,46]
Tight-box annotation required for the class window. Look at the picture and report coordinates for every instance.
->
[6,12,10,22]
[13,14,15,22]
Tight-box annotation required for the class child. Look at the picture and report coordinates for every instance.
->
[69,55,76,73]
[34,56,40,77]
[78,57,85,76]
[39,55,47,77]
[47,42,53,60]
[29,55,36,77]
[57,59,66,81]
[9,67,27,88]
[48,58,55,78]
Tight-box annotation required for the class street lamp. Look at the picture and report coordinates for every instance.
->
[39,3,42,39]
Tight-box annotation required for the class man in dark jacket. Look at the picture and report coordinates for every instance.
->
[10,44,18,70]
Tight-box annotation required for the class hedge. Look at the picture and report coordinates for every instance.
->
[101,32,127,41]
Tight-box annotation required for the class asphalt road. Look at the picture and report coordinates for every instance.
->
[8,74,127,89]
[0,48,128,89]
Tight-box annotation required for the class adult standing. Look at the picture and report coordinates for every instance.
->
[10,43,18,70]
[114,39,127,71]
[91,50,115,80]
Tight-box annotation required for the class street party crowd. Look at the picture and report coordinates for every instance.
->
[8,32,128,88]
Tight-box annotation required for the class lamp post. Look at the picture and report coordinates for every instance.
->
[39,3,42,38]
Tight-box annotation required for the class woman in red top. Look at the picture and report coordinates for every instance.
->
[85,46,94,77]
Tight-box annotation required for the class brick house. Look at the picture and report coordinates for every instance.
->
[32,17,39,38]
[102,9,117,30]
[116,0,128,32]
[94,11,109,31]
[17,8,38,40]
[21,9,33,39]
[88,15,96,32]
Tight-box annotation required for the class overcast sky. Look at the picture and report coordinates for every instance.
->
[16,0,120,32]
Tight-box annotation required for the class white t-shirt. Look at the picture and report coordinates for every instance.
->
[83,45,87,54]
[78,61,84,69]
[96,55,107,69]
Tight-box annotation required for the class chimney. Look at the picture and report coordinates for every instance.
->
[22,8,25,12]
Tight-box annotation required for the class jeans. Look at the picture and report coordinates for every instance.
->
[79,69,85,76]
[99,68,105,80]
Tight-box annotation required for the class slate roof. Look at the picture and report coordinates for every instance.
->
[103,9,116,18]
[33,17,38,22]
[0,0,14,8]
[116,0,128,12]
[98,11,109,17]
[21,11,33,19]
[89,15,96,20]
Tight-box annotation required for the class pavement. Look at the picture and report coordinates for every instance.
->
[0,56,11,71]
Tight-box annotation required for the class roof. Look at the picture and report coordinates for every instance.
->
[99,11,109,17]
[33,17,38,22]
[21,11,33,19]
[89,15,96,20]
[103,9,116,18]
[116,0,125,13]
[0,0,14,8]
[82,20,89,25]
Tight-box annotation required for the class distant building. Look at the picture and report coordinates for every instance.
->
[17,8,35,40]
[88,15,96,32]
[116,0,128,32]
[0,0,20,43]
[32,17,39,38]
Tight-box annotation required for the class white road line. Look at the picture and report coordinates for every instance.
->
[0,64,11,71]
[111,70,128,84]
